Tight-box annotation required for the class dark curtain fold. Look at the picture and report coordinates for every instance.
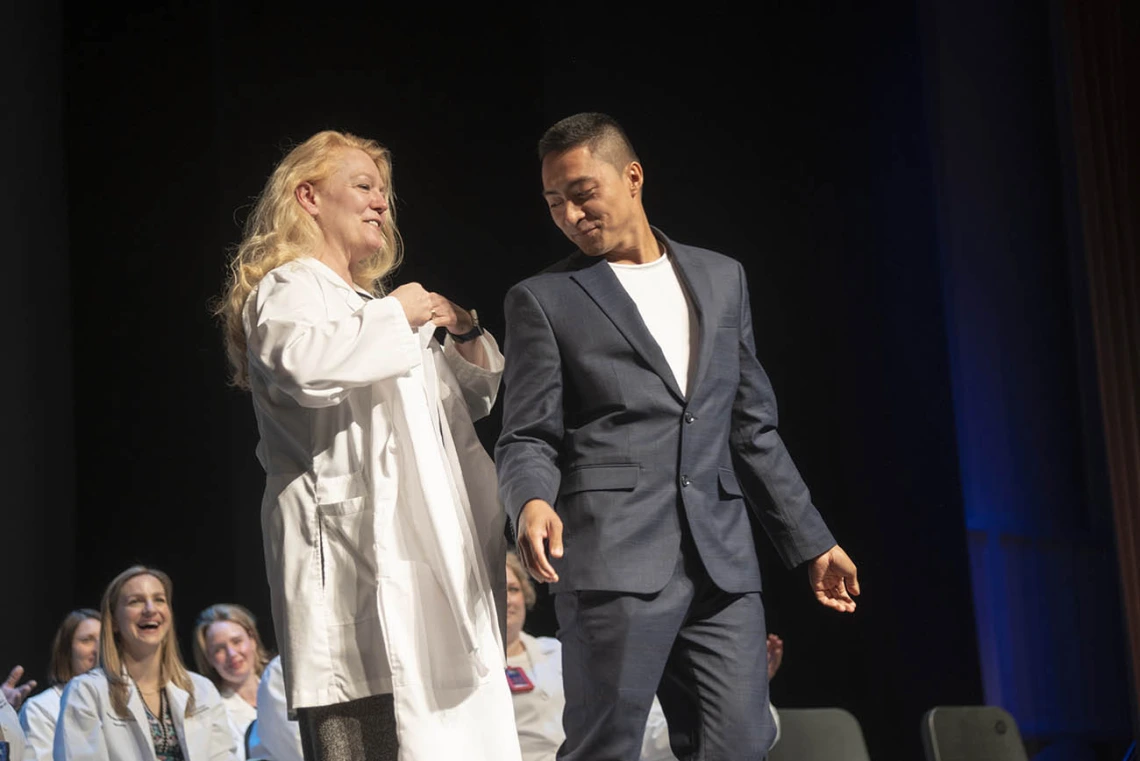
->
[1063,0,1140,733]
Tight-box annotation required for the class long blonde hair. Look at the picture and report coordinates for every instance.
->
[215,130,403,388]
[192,603,273,690]
[100,566,195,718]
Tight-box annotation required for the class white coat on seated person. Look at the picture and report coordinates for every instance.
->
[243,256,519,760]
[54,668,235,761]
[0,689,27,761]
[248,656,301,761]
[20,685,65,761]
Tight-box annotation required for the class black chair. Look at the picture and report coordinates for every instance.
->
[921,705,1028,761]
[767,707,872,761]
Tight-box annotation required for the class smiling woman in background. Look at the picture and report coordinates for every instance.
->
[193,604,272,758]
[54,566,236,761]
[18,608,101,760]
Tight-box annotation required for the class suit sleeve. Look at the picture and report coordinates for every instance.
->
[728,262,836,568]
[54,679,108,761]
[494,283,565,534]
[244,266,423,408]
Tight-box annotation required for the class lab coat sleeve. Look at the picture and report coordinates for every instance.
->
[203,692,238,761]
[17,695,53,761]
[53,679,108,761]
[245,265,423,408]
[0,694,28,761]
[441,331,504,421]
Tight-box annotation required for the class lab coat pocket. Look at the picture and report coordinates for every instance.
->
[316,496,379,624]
[379,560,474,694]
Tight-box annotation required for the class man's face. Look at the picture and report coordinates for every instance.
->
[541,145,640,257]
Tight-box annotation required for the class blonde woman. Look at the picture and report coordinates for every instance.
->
[193,605,272,758]
[54,566,235,760]
[18,608,100,760]
[216,131,519,761]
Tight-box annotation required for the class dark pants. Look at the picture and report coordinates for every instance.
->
[555,544,773,761]
[296,693,399,761]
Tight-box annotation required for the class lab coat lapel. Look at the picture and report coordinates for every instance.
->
[124,683,157,758]
[165,681,194,760]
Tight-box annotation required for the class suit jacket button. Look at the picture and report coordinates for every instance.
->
[683,412,695,424]
[680,475,691,487]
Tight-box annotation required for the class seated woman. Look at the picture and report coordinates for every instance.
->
[19,608,101,760]
[55,566,236,760]
[193,604,272,758]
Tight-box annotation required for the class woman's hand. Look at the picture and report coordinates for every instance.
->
[389,282,435,327]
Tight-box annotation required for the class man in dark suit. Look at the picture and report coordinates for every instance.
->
[495,112,859,761]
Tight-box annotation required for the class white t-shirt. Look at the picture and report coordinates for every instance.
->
[608,253,697,397]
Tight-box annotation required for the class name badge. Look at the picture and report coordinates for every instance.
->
[505,666,534,694]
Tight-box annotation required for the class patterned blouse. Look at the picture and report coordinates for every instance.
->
[143,690,185,761]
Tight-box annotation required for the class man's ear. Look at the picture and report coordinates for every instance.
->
[626,161,644,197]
[295,182,320,216]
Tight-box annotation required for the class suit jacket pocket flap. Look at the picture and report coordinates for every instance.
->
[718,468,743,498]
[561,464,639,495]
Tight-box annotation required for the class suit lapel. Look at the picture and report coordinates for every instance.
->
[666,237,717,400]
[569,255,685,402]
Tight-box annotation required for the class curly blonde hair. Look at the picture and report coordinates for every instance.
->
[215,130,403,388]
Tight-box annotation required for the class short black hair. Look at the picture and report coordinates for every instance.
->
[537,112,639,169]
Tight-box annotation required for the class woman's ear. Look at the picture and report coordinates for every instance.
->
[296,182,320,216]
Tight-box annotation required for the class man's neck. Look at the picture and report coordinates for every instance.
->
[604,220,661,266]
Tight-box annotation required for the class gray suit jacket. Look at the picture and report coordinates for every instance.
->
[495,230,835,594]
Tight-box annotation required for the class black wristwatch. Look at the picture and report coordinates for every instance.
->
[448,309,484,343]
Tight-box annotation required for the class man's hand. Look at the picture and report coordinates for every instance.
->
[807,544,860,613]
[2,664,36,709]
[516,499,563,584]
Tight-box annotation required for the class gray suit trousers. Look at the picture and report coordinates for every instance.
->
[555,538,776,761]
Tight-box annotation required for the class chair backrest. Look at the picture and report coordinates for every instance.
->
[767,707,872,761]
[921,705,1028,761]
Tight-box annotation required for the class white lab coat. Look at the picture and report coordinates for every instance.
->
[250,657,300,761]
[218,690,256,760]
[53,668,236,761]
[243,257,520,761]
[0,690,28,761]
[18,685,62,761]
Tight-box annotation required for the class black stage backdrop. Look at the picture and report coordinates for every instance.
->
[5,2,1131,760]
